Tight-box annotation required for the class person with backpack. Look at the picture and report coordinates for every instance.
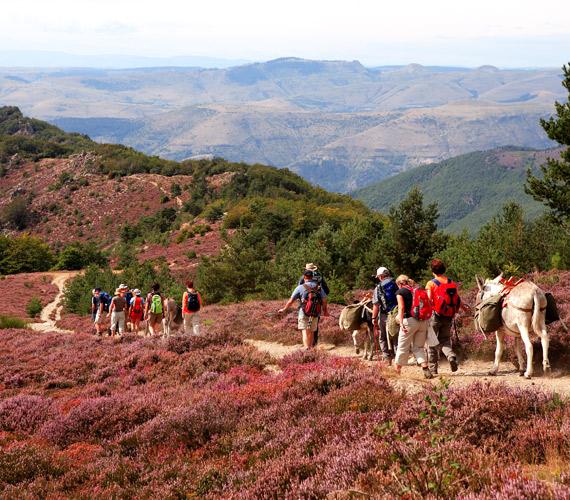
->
[371,266,398,363]
[394,274,433,379]
[91,288,108,336]
[298,263,330,347]
[129,289,145,334]
[425,259,462,375]
[145,283,164,336]
[279,269,329,349]
[108,287,128,336]
[182,280,203,336]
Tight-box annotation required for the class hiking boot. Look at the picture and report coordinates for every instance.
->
[449,357,458,372]
[423,367,433,379]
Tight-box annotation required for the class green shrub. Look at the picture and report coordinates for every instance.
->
[55,242,107,270]
[26,297,43,318]
[0,315,27,329]
[0,234,55,274]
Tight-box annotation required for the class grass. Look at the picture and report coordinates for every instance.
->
[0,315,28,329]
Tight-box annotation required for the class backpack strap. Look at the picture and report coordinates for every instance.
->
[432,278,441,286]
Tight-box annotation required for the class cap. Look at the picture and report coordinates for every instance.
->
[376,266,389,276]
[133,289,141,296]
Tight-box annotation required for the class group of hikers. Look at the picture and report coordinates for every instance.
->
[91,259,468,378]
[91,281,203,337]
[278,259,469,379]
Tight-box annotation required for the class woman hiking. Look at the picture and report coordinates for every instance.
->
[129,289,145,334]
[394,275,433,379]
[182,281,203,336]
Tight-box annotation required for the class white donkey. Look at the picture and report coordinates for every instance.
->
[476,275,550,379]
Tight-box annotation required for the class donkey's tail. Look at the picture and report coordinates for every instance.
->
[532,290,548,336]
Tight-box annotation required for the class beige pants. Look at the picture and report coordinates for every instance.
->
[183,312,200,336]
[395,317,427,366]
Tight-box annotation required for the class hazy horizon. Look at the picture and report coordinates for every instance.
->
[2,0,569,68]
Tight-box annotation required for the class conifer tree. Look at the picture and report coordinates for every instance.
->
[526,63,570,222]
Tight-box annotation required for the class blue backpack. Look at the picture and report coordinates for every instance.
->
[378,278,398,313]
[99,292,112,312]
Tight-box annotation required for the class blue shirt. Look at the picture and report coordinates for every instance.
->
[290,280,327,302]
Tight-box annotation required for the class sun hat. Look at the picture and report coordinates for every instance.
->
[114,288,123,295]
[118,283,129,291]
[305,263,318,272]
[376,266,389,276]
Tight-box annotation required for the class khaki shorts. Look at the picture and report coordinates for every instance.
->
[94,310,103,324]
[298,309,319,332]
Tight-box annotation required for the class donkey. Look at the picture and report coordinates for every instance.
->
[162,298,182,337]
[476,275,550,379]
[341,299,376,360]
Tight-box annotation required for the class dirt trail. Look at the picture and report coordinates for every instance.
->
[245,339,570,396]
[29,271,79,334]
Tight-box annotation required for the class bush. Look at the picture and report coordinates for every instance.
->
[55,242,107,270]
[0,234,55,274]
[26,297,43,317]
[0,315,27,329]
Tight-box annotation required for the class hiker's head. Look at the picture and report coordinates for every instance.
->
[151,283,160,293]
[431,259,446,275]
[93,288,101,296]
[186,280,194,289]
[396,274,410,287]
[133,289,141,296]
[303,270,314,281]
[305,263,318,273]
[376,266,390,279]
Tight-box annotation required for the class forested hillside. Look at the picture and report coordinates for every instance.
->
[354,146,560,233]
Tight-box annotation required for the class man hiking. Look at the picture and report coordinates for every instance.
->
[91,288,107,336]
[279,269,329,349]
[182,280,203,336]
[371,266,398,363]
[425,259,463,375]
[108,286,128,336]
[145,283,164,336]
[297,263,329,346]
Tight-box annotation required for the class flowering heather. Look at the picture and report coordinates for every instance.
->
[1,328,570,497]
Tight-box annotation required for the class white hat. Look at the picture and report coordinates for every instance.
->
[133,289,141,296]
[305,263,318,272]
[376,266,389,276]
[118,283,129,290]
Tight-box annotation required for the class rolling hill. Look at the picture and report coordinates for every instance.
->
[353,146,560,233]
[0,58,562,192]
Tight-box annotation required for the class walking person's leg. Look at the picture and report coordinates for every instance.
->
[183,313,191,335]
[117,312,125,336]
[192,313,200,336]
[378,313,393,362]
[394,317,418,373]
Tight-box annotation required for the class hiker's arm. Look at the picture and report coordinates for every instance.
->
[278,297,296,314]
[107,300,115,317]
[372,303,380,322]
[321,298,329,316]
[396,294,406,331]
[198,293,203,307]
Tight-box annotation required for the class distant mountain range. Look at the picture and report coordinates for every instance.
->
[0,58,563,191]
[353,146,559,233]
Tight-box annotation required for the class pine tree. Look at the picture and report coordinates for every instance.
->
[526,63,570,222]
[382,187,445,278]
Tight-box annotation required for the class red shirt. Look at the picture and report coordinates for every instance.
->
[182,290,203,314]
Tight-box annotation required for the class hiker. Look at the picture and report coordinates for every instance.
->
[182,280,202,336]
[279,269,329,348]
[298,263,330,346]
[108,286,128,336]
[145,283,164,336]
[394,275,433,379]
[425,259,463,375]
[129,289,145,334]
[119,284,133,330]
[371,266,398,363]
[91,288,106,336]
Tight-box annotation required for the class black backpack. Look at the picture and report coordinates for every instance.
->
[186,292,200,312]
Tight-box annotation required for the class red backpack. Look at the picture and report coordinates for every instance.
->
[408,286,433,321]
[132,297,143,315]
[303,284,322,317]
[431,278,461,317]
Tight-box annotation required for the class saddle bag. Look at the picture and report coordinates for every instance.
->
[474,294,503,334]
[545,292,560,325]
[386,306,400,338]
[339,302,366,331]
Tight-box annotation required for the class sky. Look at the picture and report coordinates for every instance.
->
[1,0,570,67]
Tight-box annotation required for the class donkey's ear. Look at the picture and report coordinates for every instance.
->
[475,275,483,291]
